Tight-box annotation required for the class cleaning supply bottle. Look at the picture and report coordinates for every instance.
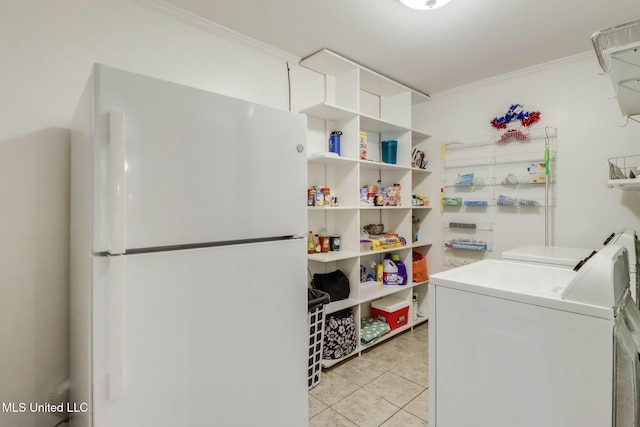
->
[375,262,383,283]
[391,253,407,285]
[382,256,398,287]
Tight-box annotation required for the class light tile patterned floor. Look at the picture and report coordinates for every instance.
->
[309,322,429,427]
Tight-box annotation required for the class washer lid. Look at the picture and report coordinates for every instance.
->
[502,245,594,268]
[430,248,626,320]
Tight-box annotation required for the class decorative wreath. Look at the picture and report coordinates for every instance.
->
[491,104,541,130]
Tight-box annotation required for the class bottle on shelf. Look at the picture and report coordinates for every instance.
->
[369,261,377,282]
[329,131,342,155]
[307,231,315,254]
[307,187,316,206]
[391,253,407,285]
[319,227,330,253]
[382,256,399,287]
[314,234,321,253]
[375,263,383,283]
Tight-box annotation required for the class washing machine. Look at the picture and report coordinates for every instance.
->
[428,245,640,427]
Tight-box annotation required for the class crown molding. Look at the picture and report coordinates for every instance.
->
[136,0,301,63]
[431,51,595,99]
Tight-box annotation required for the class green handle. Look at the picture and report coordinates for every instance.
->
[544,145,550,176]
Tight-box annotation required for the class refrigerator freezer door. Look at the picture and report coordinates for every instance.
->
[90,239,307,427]
[91,64,307,253]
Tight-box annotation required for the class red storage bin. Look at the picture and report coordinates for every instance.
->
[371,296,410,330]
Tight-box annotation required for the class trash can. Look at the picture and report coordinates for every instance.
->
[308,288,330,390]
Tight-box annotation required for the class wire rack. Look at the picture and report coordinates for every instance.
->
[608,155,640,180]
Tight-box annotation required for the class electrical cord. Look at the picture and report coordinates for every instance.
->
[53,419,69,427]
[286,61,292,111]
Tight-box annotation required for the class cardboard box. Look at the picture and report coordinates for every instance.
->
[359,132,368,160]
[527,162,546,183]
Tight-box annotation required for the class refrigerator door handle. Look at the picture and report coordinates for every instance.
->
[109,111,126,255]
[108,255,125,400]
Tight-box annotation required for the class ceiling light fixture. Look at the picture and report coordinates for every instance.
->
[398,0,453,10]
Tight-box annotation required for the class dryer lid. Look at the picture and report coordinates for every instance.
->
[604,230,638,273]
[562,244,629,311]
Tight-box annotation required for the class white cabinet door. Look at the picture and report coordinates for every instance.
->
[91,239,307,427]
[92,64,307,252]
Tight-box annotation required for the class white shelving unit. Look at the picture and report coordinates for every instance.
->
[608,178,640,190]
[592,22,640,190]
[592,19,640,119]
[300,49,433,367]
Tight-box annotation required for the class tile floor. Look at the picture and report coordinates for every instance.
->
[308,322,429,427]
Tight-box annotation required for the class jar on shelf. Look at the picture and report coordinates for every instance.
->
[321,187,331,206]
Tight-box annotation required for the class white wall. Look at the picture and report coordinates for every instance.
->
[422,54,640,273]
[0,1,314,426]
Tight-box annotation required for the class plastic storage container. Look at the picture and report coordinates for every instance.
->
[308,288,329,389]
[381,140,398,164]
[371,296,410,330]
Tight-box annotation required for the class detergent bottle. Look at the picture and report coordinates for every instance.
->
[382,256,399,287]
[391,253,408,285]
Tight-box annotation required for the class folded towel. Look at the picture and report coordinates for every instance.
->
[360,317,391,346]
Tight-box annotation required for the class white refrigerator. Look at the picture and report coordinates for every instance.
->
[70,64,308,427]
